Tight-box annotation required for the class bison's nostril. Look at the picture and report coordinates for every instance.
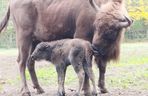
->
[128,19,133,25]
[131,19,134,24]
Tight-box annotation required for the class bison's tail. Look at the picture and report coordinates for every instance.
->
[0,6,10,33]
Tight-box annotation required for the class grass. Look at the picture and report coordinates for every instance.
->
[0,86,2,93]
[111,42,148,66]
[0,48,17,56]
[106,64,148,89]
[25,65,78,86]
[0,42,148,90]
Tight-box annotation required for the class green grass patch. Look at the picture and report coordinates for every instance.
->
[107,64,148,89]
[0,84,3,92]
[110,42,148,67]
[25,65,78,86]
[0,48,17,56]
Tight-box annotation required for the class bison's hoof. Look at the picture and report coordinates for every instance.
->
[36,87,45,94]
[57,91,65,96]
[100,88,108,93]
[21,91,31,96]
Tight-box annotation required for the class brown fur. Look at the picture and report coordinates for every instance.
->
[0,0,132,95]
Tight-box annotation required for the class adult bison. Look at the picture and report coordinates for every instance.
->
[0,0,132,95]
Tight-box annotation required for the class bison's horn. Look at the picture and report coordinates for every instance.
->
[118,15,133,28]
[118,21,129,28]
[124,15,133,26]
[89,0,100,11]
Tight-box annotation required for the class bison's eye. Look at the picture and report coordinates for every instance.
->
[38,48,45,51]
[102,29,118,42]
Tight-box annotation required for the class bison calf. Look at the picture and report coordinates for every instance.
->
[28,39,97,96]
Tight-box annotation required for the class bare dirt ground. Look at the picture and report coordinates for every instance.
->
[0,55,148,96]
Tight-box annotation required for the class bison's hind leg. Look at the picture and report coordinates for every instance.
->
[16,34,33,96]
[12,3,39,95]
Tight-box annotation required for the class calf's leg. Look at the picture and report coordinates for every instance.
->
[56,64,67,96]
[85,67,97,96]
[84,49,97,95]
[72,62,85,96]
[82,74,91,95]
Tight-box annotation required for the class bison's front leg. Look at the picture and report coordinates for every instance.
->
[27,57,44,94]
[95,58,108,93]
[56,64,67,96]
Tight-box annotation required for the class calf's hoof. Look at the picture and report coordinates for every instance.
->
[21,87,31,96]
[84,92,92,96]
[100,88,108,93]
[21,92,31,96]
[57,91,65,96]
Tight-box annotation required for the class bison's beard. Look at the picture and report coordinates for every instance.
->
[105,29,124,62]
[93,29,124,62]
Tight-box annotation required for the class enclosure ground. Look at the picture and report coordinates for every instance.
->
[0,43,148,96]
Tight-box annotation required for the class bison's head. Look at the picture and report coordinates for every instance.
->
[90,0,133,60]
[31,42,52,61]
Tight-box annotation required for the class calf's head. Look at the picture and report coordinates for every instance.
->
[90,0,133,60]
[31,42,52,61]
